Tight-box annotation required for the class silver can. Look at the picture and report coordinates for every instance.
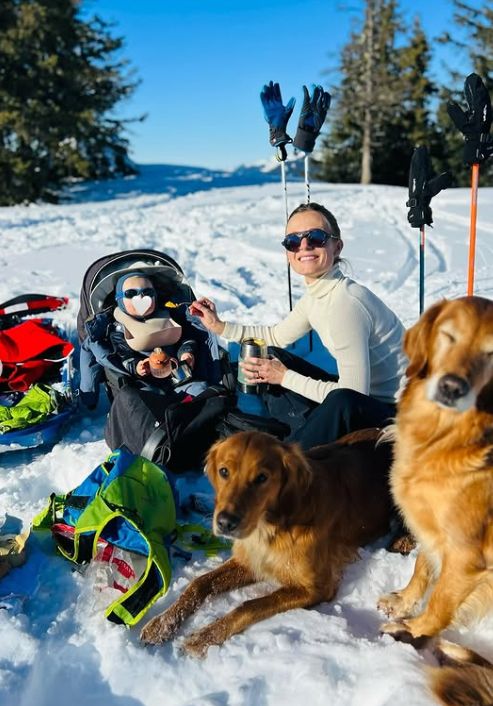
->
[237,338,268,394]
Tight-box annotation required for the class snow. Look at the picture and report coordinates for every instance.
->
[1,164,493,706]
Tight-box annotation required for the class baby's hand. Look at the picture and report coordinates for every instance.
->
[136,358,150,376]
[180,352,195,370]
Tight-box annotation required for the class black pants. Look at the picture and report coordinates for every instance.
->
[263,348,396,450]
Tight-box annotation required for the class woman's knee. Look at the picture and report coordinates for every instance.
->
[322,387,365,410]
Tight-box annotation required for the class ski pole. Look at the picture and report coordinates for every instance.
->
[303,153,313,351]
[419,225,425,315]
[467,162,479,296]
[304,155,310,204]
[279,156,293,311]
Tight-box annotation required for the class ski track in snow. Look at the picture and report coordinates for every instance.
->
[1,176,493,706]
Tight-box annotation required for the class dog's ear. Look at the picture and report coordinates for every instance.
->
[404,300,447,379]
[276,442,312,517]
[204,439,222,480]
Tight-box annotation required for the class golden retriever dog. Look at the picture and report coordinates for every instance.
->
[141,428,393,657]
[378,296,493,647]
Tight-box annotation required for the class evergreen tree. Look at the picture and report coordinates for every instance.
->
[319,2,438,186]
[0,0,139,205]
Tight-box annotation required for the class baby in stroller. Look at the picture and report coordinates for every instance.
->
[80,272,208,407]
[111,271,200,386]
[78,251,233,471]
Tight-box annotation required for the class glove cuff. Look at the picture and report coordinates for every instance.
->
[407,205,433,228]
[293,127,317,153]
[269,126,292,148]
[463,134,493,166]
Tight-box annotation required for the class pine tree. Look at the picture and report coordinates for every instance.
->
[318,2,438,186]
[0,0,139,205]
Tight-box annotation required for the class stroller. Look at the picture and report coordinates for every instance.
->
[77,249,235,471]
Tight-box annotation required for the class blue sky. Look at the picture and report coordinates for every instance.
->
[87,0,470,170]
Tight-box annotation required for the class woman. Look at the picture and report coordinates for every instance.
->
[190,202,407,448]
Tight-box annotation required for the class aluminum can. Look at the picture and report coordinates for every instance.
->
[237,337,267,394]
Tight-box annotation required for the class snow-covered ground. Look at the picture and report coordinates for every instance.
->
[1,164,493,706]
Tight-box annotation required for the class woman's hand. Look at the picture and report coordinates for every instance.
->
[240,356,287,386]
[180,352,195,370]
[189,298,225,336]
[136,358,150,376]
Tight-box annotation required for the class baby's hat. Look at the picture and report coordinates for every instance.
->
[115,272,152,311]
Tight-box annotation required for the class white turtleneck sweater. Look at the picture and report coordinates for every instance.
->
[222,267,407,404]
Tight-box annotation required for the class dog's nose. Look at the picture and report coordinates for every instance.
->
[216,511,241,535]
[436,374,470,405]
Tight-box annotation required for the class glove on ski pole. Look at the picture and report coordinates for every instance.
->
[447,73,493,166]
[407,146,452,228]
[293,84,331,153]
[260,81,296,151]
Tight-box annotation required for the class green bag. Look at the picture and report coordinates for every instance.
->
[33,447,176,627]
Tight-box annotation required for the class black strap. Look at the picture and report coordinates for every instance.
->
[141,425,171,465]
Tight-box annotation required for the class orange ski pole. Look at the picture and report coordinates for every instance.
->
[467,162,480,295]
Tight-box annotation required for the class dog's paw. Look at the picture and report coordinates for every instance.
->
[140,611,178,645]
[181,629,215,659]
[380,620,431,650]
[377,591,408,618]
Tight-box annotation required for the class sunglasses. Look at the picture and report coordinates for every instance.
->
[281,228,337,252]
[120,287,156,299]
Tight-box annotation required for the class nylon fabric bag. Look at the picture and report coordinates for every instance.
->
[33,447,176,626]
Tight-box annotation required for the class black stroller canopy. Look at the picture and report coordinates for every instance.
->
[77,249,195,342]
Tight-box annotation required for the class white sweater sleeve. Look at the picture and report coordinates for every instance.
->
[222,296,311,348]
[280,295,372,403]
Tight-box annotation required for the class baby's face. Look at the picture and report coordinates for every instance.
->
[120,276,156,317]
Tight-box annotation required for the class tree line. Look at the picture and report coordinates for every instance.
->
[0,0,139,205]
[0,0,491,204]
[317,0,493,187]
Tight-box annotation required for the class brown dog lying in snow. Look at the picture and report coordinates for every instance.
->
[140,428,393,657]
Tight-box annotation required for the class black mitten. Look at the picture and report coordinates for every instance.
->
[447,73,493,166]
[406,146,452,228]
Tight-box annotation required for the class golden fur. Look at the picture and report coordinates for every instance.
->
[429,639,493,706]
[141,428,393,657]
[378,296,493,647]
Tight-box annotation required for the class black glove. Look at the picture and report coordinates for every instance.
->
[406,146,452,228]
[293,84,331,153]
[260,81,296,149]
[447,73,493,166]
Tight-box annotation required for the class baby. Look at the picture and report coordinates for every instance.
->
[114,273,195,378]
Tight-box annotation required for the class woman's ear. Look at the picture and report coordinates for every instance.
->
[405,300,447,379]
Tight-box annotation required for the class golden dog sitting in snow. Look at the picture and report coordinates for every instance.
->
[379,296,493,647]
[140,428,393,657]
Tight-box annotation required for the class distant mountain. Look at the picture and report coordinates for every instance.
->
[64,159,306,203]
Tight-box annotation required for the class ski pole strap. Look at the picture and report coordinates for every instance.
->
[276,144,288,162]
[0,294,68,321]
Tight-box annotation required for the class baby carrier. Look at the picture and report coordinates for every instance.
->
[77,249,235,471]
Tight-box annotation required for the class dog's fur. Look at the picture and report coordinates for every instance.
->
[141,428,393,656]
[429,639,493,706]
[378,296,493,652]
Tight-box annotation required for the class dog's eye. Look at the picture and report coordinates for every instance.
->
[218,467,229,479]
[440,330,456,344]
[253,473,268,485]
